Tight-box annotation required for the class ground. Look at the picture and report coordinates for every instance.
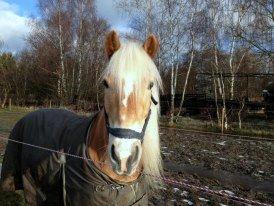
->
[0,107,273,205]
[152,127,274,205]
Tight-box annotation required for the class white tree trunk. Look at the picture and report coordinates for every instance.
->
[1,89,7,108]
[170,62,175,124]
[76,1,84,95]
[231,51,246,100]
[212,71,221,126]
[177,48,194,117]
[214,38,228,131]
[230,74,235,100]
[57,0,66,98]
[229,37,235,100]
[238,99,245,129]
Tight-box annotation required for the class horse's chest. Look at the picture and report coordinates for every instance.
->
[64,157,148,206]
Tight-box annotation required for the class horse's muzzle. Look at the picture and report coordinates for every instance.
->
[109,138,142,175]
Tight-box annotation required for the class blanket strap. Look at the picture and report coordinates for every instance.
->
[58,153,67,206]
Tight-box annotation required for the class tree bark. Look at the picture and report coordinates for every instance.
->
[76,1,84,96]
[177,48,194,117]
[229,36,236,100]
[214,34,228,131]
[57,0,66,99]
[238,99,245,129]
[1,89,8,108]
[169,62,175,124]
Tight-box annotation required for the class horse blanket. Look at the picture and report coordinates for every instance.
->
[0,109,148,206]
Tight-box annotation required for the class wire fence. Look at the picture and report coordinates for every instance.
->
[0,135,272,206]
[160,126,274,142]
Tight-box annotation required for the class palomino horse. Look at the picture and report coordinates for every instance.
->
[0,31,163,205]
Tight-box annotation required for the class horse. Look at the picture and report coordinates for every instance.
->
[0,31,163,206]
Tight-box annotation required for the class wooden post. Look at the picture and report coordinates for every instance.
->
[9,98,11,111]
[49,100,52,108]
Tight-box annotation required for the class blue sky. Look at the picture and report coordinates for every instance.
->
[5,0,39,17]
[0,0,128,53]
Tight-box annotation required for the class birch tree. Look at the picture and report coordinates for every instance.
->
[205,0,229,131]
[35,0,72,102]
[0,53,16,108]
[224,0,251,100]
[161,0,186,124]
[27,0,108,105]
[57,0,66,98]
[237,0,274,59]
[177,0,205,117]
[116,0,186,124]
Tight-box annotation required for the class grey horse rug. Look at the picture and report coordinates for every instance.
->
[0,109,148,206]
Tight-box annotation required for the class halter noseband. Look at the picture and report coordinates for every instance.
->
[104,96,158,142]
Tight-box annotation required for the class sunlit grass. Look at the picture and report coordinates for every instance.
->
[0,106,34,134]
[0,107,273,139]
[160,116,274,139]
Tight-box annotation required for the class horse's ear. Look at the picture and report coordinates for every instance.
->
[143,34,159,59]
[105,30,121,59]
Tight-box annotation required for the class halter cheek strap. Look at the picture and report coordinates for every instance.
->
[151,95,158,105]
[104,95,158,142]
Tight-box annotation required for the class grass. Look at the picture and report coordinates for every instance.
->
[160,115,274,139]
[0,107,34,134]
[0,106,273,139]
[0,107,34,165]
[0,107,33,206]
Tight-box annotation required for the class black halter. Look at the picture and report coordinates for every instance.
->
[104,95,158,142]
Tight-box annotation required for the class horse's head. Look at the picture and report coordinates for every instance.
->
[101,31,162,176]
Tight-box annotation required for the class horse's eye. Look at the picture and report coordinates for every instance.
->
[102,80,109,88]
[148,82,154,89]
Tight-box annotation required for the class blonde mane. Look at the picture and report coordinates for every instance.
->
[101,41,163,187]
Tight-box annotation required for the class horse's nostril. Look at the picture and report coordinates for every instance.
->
[111,144,119,165]
[132,146,139,164]
[130,146,139,165]
[126,146,140,174]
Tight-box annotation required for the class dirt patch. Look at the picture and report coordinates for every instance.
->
[153,128,274,205]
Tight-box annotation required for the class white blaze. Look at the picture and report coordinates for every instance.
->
[122,78,134,107]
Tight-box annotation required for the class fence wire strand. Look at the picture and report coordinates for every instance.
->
[0,135,272,206]
[160,126,274,142]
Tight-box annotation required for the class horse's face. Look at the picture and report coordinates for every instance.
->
[103,75,152,176]
[103,31,159,176]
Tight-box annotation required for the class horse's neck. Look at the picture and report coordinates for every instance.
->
[87,110,140,183]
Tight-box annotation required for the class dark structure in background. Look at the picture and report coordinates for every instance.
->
[160,94,263,117]
[263,83,274,118]
[161,73,274,119]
